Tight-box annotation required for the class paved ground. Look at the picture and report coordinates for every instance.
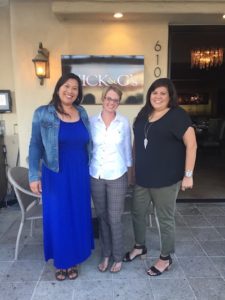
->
[1,202,225,300]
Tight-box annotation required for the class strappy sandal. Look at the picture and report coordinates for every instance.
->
[55,269,67,281]
[123,244,147,262]
[67,266,78,280]
[98,257,109,272]
[110,261,122,273]
[147,255,172,276]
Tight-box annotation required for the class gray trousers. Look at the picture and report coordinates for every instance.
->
[91,173,128,262]
[131,182,180,256]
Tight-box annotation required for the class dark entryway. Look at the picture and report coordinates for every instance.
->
[169,25,225,200]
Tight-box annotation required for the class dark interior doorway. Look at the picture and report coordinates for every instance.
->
[169,25,225,200]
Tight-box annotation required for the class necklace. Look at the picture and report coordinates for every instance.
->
[144,119,153,149]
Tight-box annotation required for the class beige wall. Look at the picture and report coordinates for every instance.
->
[6,1,168,166]
[0,3,18,167]
[3,0,221,166]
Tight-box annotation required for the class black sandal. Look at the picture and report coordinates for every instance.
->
[55,269,67,281]
[67,266,78,280]
[147,255,172,276]
[123,244,147,262]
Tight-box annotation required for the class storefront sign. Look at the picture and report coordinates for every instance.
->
[61,55,144,105]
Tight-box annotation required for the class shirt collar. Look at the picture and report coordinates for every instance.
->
[97,111,120,123]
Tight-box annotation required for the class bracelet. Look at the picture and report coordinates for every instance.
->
[185,170,193,178]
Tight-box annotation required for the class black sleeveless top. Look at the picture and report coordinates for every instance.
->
[133,107,192,188]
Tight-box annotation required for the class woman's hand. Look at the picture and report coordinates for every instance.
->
[30,180,42,195]
[181,177,193,191]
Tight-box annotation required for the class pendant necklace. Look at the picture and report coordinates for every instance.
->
[144,118,153,149]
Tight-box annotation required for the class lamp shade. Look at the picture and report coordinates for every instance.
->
[32,43,49,85]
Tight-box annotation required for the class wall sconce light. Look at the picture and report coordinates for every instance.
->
[32,42,49,85]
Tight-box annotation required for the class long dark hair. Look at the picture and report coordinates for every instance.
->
[134,78,178,126]
[49,73,83,115]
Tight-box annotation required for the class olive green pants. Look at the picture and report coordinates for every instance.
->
[131,182,180,256]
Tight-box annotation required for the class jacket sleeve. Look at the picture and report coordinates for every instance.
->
[28,108,44,182]
[78,105,93,163]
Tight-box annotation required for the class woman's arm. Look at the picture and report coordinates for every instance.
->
[28,108,44,188]
[129,140,136,186]
[124,118,133,185]
[181,126,197,191]
[79,105,92,162]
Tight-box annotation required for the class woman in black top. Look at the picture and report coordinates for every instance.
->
[123,78,197,276]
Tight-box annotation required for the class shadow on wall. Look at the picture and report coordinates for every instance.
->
[125,94,143,104]
[82,93,96,104]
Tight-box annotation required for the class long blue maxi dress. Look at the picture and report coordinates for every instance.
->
[41,119,94,269]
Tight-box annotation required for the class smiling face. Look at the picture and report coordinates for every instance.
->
[58,78,79,107]
[150,86,170,112]
[102,89,120,114]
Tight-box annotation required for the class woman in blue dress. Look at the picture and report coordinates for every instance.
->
[29,73,94,281]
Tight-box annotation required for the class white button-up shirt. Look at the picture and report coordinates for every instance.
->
[90,112,132,180]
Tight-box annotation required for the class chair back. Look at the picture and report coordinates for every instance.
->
[7,167,41,213]
[208,118,220,136]
[219,120,225,141]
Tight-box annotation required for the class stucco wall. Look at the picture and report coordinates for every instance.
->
[7,1,168,166]
[0,3,18,167]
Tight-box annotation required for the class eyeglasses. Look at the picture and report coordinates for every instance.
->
[104,96,120,104]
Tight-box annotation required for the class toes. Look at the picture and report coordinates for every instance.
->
[67,267,78,280]
[55,269,67,281]
[98,263,106,272]
[110,262,122,273]
[98,258,109,272]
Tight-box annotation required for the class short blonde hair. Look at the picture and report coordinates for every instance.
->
[102,85,123,101]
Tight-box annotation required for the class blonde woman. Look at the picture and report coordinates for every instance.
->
[90,85,132,273]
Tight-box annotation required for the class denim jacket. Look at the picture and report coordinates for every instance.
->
[28,104,92,182]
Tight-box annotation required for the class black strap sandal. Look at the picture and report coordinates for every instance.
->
[67,266,78,280]
[123,244,147,262]
[55,269,67,281]
[147,254,172,276]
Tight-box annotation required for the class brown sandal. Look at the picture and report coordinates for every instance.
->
[55,269,67,281]
[98,257,109,272]
[110,261,122,273]
[67,266,78,280]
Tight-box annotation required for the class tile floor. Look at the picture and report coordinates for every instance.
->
[1,202,225,299]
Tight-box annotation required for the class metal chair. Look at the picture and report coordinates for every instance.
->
[7,166,42,260]
[198,119,225,153]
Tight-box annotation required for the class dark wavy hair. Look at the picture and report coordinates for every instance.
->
[49,73,83,115]
[134,78,178,126]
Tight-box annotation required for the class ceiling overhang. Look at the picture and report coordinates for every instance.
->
[52,1,225,24]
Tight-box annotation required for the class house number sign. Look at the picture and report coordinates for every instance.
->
[154,41,162,78]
